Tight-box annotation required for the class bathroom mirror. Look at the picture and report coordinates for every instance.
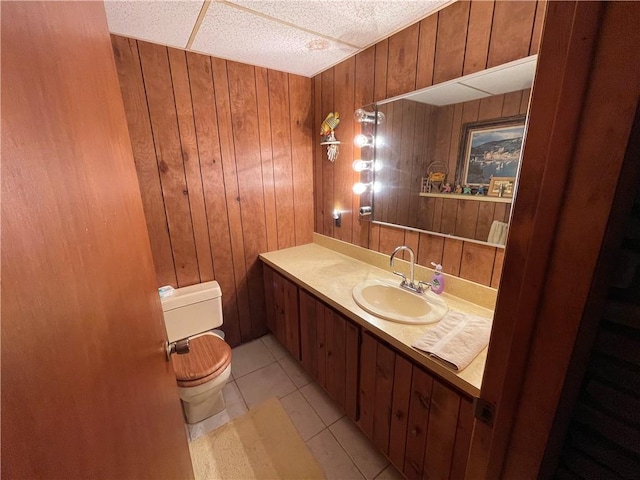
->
[367,56,537,247]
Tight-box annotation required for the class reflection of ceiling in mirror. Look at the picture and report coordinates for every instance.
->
[381,55,537,107]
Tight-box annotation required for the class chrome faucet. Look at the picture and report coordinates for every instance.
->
[389,246,430,294]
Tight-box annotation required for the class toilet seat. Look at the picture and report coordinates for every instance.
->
[172,334,232,388]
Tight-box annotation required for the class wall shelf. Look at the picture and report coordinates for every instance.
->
[419,192,513,204]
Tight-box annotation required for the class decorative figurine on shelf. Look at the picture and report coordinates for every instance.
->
[454,183,463,194]
[441,183,452,193]
[463,185,472,195]
[320,112,341,162]
[476,185,485,196]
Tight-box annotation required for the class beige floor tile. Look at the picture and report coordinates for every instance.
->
[187,381,247,441]
[307,429,365,480]
[235,362,297,408]
[374,464,404,480]
[280,390,326,441]
[279,355,313,388]
[300,382,344,426]
[231,338,275,379]
[330,417,388,479]
[261,333,289,360]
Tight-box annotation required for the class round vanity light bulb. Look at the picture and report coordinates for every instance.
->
[373,160,383,171]
[354,134,369,148]
[352,182,367,195]
[372,181,382,193]
[375,136,384,148]
[352,160,368,172]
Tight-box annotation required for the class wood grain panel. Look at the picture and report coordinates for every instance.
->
[433,0,471,84]
[359,332,378,437]
[487,1,537,68]
[386,23,420,98]
[111,36,177,288]
[227,61,269,338]
[2,3,194,476]
[268,69,297,250]
[404,367,434,480]
[255,67,279,253]
[186,52,241,347]
[374,39,389,102]
[416,14,438,89]
[454,200,480,239]
[491,249,505,288]
[450,398,474,480]
[263,266,276,333]
[313,75,323,233]
[418,234,444,267]
[138,41,200,287]
[333,58,356,243]
[324,307,337,398]
[463,0,494,75]
[345,321,360,420]
[530,1,548,55]
[333,312,347,408]
[299,290,317,375]
[353,47,376,248]
[389,356,413,470]
[283,276,300,359]
[442,238,463,276]
[373,342,396,455]
[321,69,335,236]
[423,381,461,479]
[460,242,496,284]
[211,58,254,342]
[168,48,214,283]
[316,303,327,388]
[378,225,406,255]
[289,74,314,246]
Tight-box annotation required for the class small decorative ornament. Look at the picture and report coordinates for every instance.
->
[463,185,472,195]
[320,112,341,162]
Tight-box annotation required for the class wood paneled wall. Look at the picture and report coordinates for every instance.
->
[313,0,545,287]
[111,36,314,347]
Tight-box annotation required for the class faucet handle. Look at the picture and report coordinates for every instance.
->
[417,280,432,293]
[393,271,407,286]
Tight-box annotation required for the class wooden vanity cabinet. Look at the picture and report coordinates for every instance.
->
[263,265,475,479]
[263,265,300,360]
[299,290,359,420]
[358,332,475,480]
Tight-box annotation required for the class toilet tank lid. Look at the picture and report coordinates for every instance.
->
[160,281,222,311]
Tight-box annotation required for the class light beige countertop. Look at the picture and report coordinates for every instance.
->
[259,234,497,397]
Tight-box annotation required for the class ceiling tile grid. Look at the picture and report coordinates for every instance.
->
[105,0,453,77]
[191,2,357,77]
[228,0,450,48]
[105,0,204,48]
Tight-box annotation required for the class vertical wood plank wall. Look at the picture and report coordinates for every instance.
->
[313,0,544,287]
[111,36,313,347]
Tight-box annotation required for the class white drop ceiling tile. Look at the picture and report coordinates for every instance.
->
[191,2,357,77]
[407,83,489,106]
[229,0,451,48]
[461,58,537,95]
[104,0,204,48]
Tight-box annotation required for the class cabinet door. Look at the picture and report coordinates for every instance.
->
[299,290,319,376]
[263,265,276,333]
[404,367,434,480]
[389,356,413,470]
[282,276,300,360]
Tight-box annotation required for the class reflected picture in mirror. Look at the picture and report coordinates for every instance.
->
[367,56,537,248]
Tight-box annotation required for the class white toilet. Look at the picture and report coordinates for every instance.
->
[160,281,232,424]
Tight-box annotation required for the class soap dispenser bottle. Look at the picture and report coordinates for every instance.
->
[430,262,445,294]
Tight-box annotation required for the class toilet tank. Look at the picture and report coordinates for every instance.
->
[160,281,223,342]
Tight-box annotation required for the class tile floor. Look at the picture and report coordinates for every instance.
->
[187,334,404,480]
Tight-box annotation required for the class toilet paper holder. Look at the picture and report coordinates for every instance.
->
[165,338,190,361]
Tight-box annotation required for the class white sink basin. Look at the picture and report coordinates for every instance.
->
[352,279,448,324]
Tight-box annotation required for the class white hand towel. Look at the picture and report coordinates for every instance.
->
[412,311,492,371]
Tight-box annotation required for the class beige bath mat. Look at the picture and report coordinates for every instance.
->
[189,397,325,480]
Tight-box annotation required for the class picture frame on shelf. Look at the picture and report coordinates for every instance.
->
[456,116,526,188]
[488,176,516,198]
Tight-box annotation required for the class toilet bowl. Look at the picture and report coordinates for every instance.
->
[160,281,232,424]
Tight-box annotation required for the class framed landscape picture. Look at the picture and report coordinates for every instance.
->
[456,116,526,188]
